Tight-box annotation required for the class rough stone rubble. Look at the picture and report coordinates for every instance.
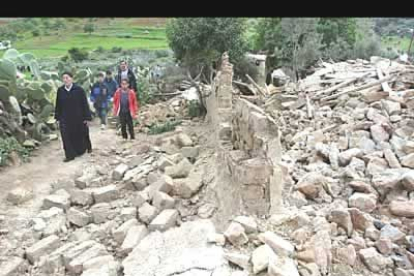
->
[1,54,414,276]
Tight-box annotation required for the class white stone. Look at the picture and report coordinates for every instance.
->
[359,247,389,273]
[268,255,299,276]
[258,231,295,257]
[148,209,179,232]
[91,185,118,203]
[70,189,93,206]
[90,203,114,224]
[0,256,27,276]
[252,244,272,274]
[68,207,91,227]
[224,252,250,270]
[112,219,139,244]
[43,189,70,210]
[131,190,149,208]
[165,158,193,179]
[348,193,377,213]
[152,191,175,211]
[7,187,33,205]
[233,216,258,234]
[224,222,248,247]
[120,225,149,254]
[138,202,158,224]
[66,243,108,274]
[112,164,129,180]
[26,235,60,264]
[120,207,137,222]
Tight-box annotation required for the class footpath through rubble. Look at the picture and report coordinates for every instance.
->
[2,54,414,276]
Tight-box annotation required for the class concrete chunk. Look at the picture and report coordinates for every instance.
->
[138,202,158,224]
[66,243,108,274]
[42,189,70,210]
[68,207,91,227]
[152,191,175,211]
[70,188,93,206]
[112,164,129,180]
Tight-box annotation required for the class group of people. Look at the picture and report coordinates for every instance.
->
[54,60,139,162]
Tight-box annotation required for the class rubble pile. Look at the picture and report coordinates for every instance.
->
[0,126,235,276]
[259,57,414,276]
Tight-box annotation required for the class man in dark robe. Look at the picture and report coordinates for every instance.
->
[55,72,92,162]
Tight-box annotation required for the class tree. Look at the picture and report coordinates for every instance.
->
[166,18,247,77]
[53,19,66,31]
[317,18,357,48]
[32,29,40,37]
[83,23,95,35]
[278,18,323,81]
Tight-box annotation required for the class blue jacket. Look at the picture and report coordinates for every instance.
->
[90,82,111,109]
[104,77,118,98]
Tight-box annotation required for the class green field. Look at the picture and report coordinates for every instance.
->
[1,18,169,59]
[382,35,411,53]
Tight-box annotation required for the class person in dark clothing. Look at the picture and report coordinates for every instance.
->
[55,72,92,162]
[90,72,111,130]
[116,60,138,94]
[104,70,118,98]
[113,79,138,140]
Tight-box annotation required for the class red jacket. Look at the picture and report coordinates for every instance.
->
[113,88,139,118]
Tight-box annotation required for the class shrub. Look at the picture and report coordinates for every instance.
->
[112,47,122,53]
[0,137,31,166]
[32,29,40,37]
[96,46,104,53]
[148,120,182,135]
[68,47,89,62]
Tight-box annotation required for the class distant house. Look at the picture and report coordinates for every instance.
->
[0,40,11,50]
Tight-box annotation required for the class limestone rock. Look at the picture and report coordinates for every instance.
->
[42,189,70,211]
[90,203,114,224]
[233,216,258,234]
[131,190,149,208]
[333,245,357,266]
[207,233,226,246]
[66,243,108,274]
[402,171,414,192]
[268,255,300,276]
[401,153,414,169]
[165,158,193,178]
[370,124,390,144]
[120,225,149,254]
[252,244,272,274]
[91,185,118,203]
[224,222,249,247]
[152,191,175,211]
[138,202,158,224]
[366,157,389,177]
[147,175,174,199]
[176,133,193,148]
[112,219,139,244]
[68,207,91,227]
[223,252,250,270]
[0,256,27,276]
[174,177,203,199]
[120,207,137,222]
[348,193,377,213]
[296,173,327,200]
[380,224,405,243]
[328,209,353,237]
[112,164,129,180]
[359,247,389,273]
[7,186,33,205]
[26,234,61,264]
[382,100,401,116]
[381,142,402,168]
[365,227,380,241]
[376,238,393,255]
[181,146,200,160]
[258,231,294,257]
[157,155,174,171]
[148,209,179,232]
[339,148,363,166]
[70,189,93,206]
[389,200,414,218]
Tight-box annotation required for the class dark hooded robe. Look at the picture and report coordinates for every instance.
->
[55,83,92,159]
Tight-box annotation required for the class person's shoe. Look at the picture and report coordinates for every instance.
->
[101,124,106,130]
[64,157,75,162]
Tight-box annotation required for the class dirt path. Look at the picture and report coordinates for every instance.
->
[0,121,120,217]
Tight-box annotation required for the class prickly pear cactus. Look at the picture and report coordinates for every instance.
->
[0,59,17,80]
[0,84,11,102]
[38,104,54,121]
[29,60,41,80]
[8,96,22,125]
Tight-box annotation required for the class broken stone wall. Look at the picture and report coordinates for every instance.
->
[206,52,284,222]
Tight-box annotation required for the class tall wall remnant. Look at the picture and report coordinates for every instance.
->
[206,52,284,220]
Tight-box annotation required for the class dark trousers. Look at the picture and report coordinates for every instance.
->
[84,125,92,151]
[119,112,134,139]
[60,122,88,159]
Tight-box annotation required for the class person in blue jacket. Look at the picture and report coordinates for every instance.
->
[104,70,119,98]
[90,72,111,130]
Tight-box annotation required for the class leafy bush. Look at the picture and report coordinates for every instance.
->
[166,18,247,68]
[96,46,104,53]
[112,47,122,53]
[187,100,201,118]
[0,137,31,166]
[61,55,69,62]
[148,120,182,135]
[32,29,40,37]
[83,23,95,35]
[68,47,89,62]
[155,50,170,59]
[353,35,382,60]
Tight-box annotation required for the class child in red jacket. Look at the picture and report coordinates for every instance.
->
[113,79,139,140]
